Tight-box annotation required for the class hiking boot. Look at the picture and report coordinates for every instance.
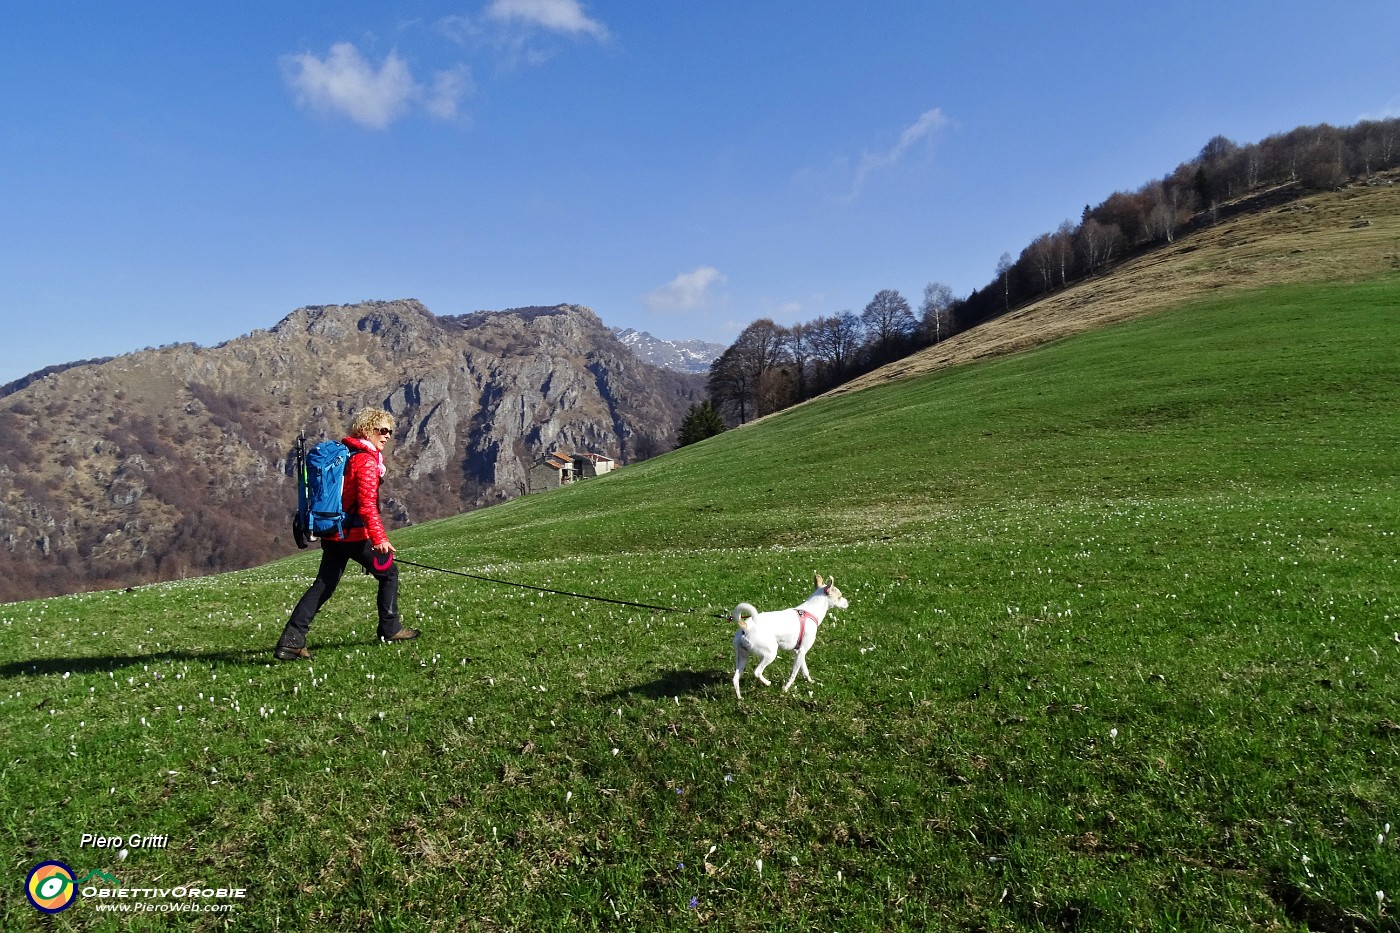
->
[274,644,314,661]
[380,627,420,643]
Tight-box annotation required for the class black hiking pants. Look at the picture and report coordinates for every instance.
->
[279,539,402,648]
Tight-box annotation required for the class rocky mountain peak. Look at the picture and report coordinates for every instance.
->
[0,299,705,601]
[612,327,725,374]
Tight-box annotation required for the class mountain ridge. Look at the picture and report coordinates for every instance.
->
[610,327,725,374]
[0,300,703,601]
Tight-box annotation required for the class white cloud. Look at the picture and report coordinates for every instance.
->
[484,0,609,41]
[424,65,474,120]
[645,266,726,313]
[849,107,949,196]
[435,14,481,46]
[282,43,472,129]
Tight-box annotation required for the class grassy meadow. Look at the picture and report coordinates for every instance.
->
[3,280,1398,931]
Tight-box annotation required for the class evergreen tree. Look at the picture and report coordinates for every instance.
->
[676,400,727,447]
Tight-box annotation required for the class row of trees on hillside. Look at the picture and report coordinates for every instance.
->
[691,117,1400,432]
[703,286,952,424]
[961,119,1400,330]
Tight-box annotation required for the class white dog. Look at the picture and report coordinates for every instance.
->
[731,574,849,699]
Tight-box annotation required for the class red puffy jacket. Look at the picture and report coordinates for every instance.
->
[325,436,389,548]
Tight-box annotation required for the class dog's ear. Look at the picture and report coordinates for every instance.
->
[827,577,836,590]
[815,573,824,588]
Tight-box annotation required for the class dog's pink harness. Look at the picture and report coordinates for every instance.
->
[796,609,817,645]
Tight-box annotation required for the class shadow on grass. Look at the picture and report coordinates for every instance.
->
[0,640,365,679]
[602,668,730,700]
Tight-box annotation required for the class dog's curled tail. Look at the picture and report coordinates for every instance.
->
[732,602,759,631]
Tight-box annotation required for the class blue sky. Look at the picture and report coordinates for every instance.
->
[2,1,1397,386]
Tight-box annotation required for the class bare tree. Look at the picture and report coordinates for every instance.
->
[706,345,752,425]
[1024,234,1055,294]
[1076,218,1123,274]
[707,318,787,424]
[919,282,956,344]
[784,322,815,401]
[1091,190,1151,246]
[1053,220,1076,286]
[1198,134,1239,166]
[1299,130,1347,189]
[1360,134,1382,176]
[1144,181,1185,243]
[745,317,789,372]
[1379,124,1399,168]
[1244,144,1262,189]
[996,253,1013,312]
[861,289,917,361]
[807,312,864,387]
[754,366,796,416]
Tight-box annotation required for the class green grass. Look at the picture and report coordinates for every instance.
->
[3,280,1398,931]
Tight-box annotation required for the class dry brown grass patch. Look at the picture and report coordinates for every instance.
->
[829,176,1400,397]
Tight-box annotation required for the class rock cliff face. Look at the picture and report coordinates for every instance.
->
[0,300,704,601]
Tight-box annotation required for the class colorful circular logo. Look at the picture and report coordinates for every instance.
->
[26,861,77,913]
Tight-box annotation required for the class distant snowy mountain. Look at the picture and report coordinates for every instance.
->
[612,327,725,375]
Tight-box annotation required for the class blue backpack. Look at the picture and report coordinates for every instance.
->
[293,434,367,548]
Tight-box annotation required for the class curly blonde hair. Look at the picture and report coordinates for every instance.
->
[348,408,395,440]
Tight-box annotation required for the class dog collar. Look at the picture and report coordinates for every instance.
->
[796,609,818,643]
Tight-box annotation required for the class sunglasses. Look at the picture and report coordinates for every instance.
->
[376,427,393,437]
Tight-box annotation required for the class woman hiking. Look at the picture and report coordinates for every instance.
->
[275,408,420,661]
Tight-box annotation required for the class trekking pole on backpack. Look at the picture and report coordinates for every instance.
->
[292,432,312,549]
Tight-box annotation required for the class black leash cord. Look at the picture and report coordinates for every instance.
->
[395,557,730,620]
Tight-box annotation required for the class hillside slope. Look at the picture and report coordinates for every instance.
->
[2,279,1395,930]
[832,173,1400,396]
